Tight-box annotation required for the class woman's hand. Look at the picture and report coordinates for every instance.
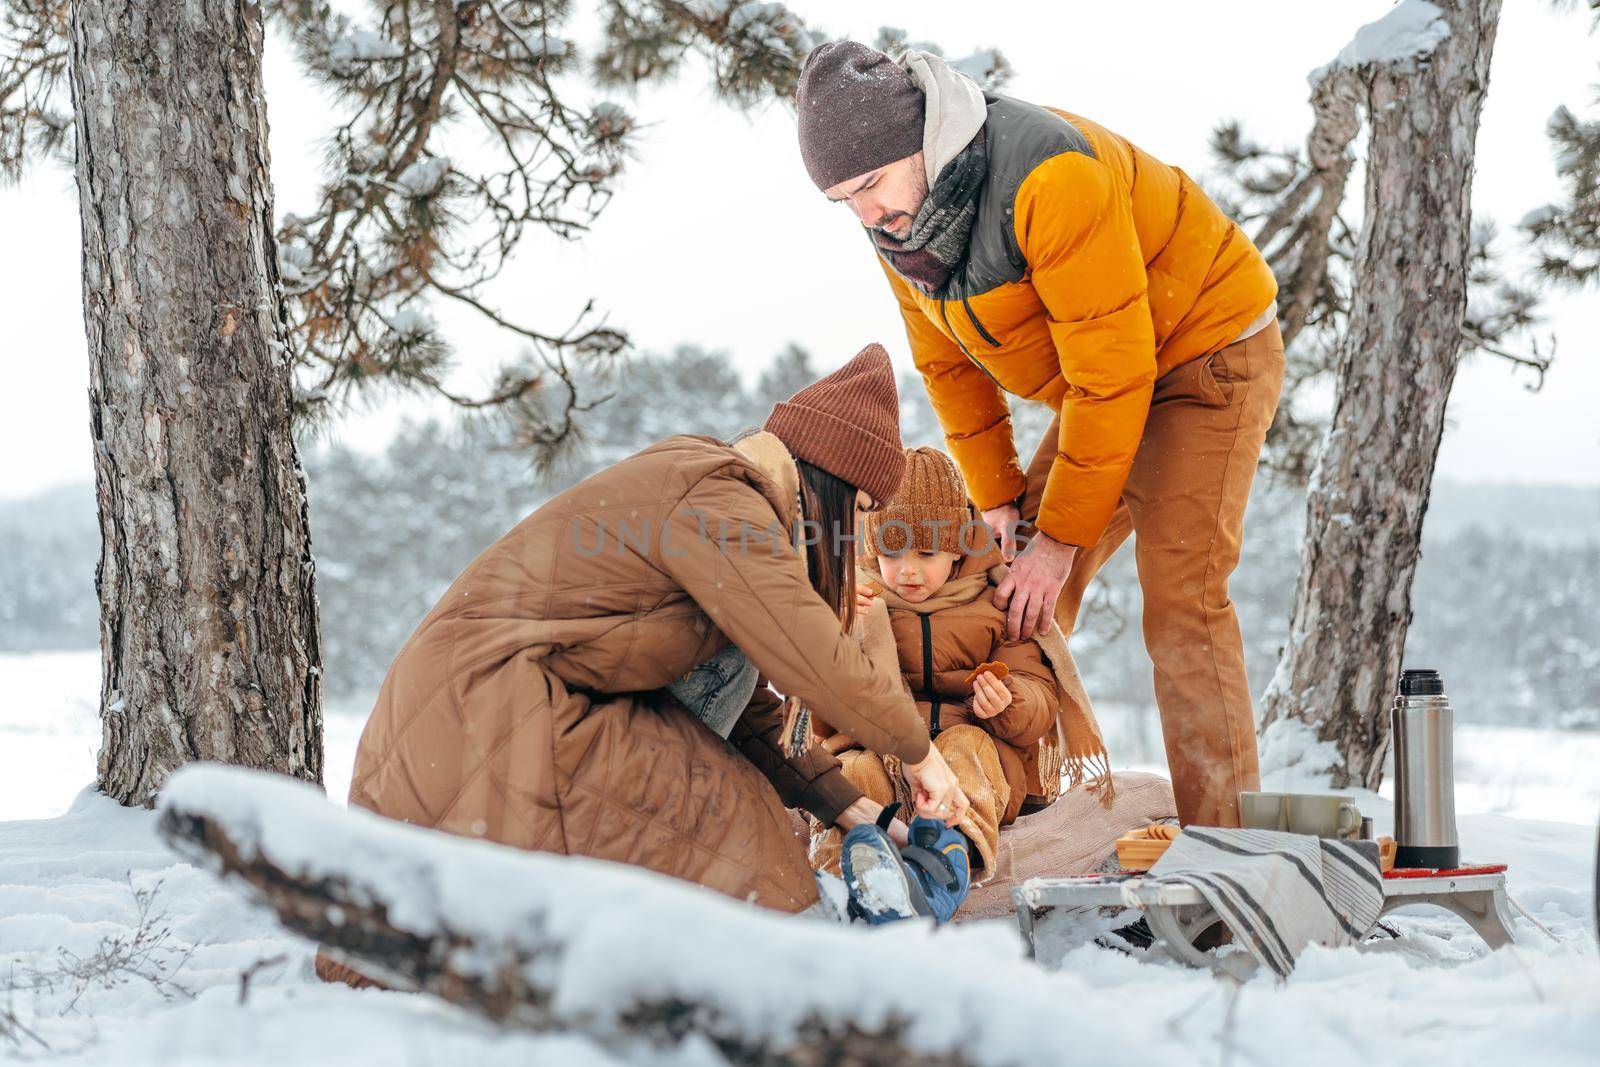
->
[970,671,1014,719]
[901,745,970,828]
[834,796,908,847]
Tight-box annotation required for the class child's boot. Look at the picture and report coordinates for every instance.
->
[840,805,971,925]
[899,816,971,922]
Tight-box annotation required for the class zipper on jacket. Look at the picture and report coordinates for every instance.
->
[962,296,1002,348]
[936,299,972,358]
[920,614,941,737]
[937,299,1005,390]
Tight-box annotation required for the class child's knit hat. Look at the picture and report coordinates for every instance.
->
[862,446,972,557]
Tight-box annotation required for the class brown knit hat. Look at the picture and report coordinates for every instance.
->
[764,343,906,508]
[796,41,925,190]
[863,446,973,558]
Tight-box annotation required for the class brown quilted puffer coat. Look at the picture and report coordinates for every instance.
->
[341,431,927,915]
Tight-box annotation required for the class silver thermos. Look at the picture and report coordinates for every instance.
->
[1392,667,1460,869]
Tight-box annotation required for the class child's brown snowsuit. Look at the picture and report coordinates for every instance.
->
[812,540,1100,877]
[806,447,1111,882]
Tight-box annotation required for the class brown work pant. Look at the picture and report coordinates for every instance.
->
[1020,322,1286,828]
[810,725,1008,878]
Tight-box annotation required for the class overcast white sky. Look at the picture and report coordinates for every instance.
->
[1,1,1595,501]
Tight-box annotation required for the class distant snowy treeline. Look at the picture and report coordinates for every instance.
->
[2,345,1597,727]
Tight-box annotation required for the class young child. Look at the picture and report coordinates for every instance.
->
[812,446,1070,922]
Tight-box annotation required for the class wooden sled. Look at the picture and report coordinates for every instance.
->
[1014,865,1518,970]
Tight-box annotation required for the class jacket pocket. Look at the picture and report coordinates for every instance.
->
[1153,350,1232,409]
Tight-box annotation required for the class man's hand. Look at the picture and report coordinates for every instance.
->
[979,503,1024,562]
[970,671,1014,719]
[993,532,1078,641]
[834,796,908,847]
[901,744,970,828]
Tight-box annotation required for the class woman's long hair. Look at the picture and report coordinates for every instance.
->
[795,458,858,631]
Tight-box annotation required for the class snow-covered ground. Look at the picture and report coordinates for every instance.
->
[0,651,370,823]
[3,650,1598,1065]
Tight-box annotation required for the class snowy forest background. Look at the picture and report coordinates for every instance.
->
[3,0,1597,763]
[5,346,1597,729]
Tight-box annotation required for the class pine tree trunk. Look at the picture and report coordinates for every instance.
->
[69,0,323,804]
[1259,0,1502,789]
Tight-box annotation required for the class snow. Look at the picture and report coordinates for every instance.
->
[1257,717,1342,778]
[681,2,811,55]
[0,789,673,1065]
[277,236,316,286]
[0,652,367,822]
[384,307,434,341]
[3,653,1598,1064]
[392,156,450,198]
[327,30,404,76]
[590,102,635,140]
[1310,0,1453,85]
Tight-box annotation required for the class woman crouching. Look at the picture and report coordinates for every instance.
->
[317,344,971,986]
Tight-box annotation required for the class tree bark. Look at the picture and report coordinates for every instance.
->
[1260,0,1502,789]
[69,0,322,804]
[1264,70,1363,354]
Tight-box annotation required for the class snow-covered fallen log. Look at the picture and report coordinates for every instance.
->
[157,764,1107,1067]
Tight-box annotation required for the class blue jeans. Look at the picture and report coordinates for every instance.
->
[667,645,758,739]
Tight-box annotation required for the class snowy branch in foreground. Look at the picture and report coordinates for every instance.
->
[157,764,1108,1067]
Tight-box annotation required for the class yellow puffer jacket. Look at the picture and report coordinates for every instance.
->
[883,100,1277,547]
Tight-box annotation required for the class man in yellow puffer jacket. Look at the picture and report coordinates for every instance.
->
[795,41,1284,828]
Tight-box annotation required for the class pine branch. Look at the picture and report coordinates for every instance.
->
[595,1,1012,108]
[0,1,72,178]
[1461,325,1555,388]
[261,1,635,466]
[6,0,1012,469]
[1523,96,1600,288]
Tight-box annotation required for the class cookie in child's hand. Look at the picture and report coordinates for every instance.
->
[861,579,883,596]
[963,661,1010,687]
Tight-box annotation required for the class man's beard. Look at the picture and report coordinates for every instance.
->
[868,128,985,293]
[874,213,913,238]
[869,168,929,239]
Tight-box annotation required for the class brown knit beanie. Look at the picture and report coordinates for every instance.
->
[863,446,973,558]
[796,41,925,190]
[764,343,906,508]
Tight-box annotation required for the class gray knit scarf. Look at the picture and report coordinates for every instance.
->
[872,128,988,295]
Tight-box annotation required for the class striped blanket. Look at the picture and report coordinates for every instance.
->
[1146,828,1384,978]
